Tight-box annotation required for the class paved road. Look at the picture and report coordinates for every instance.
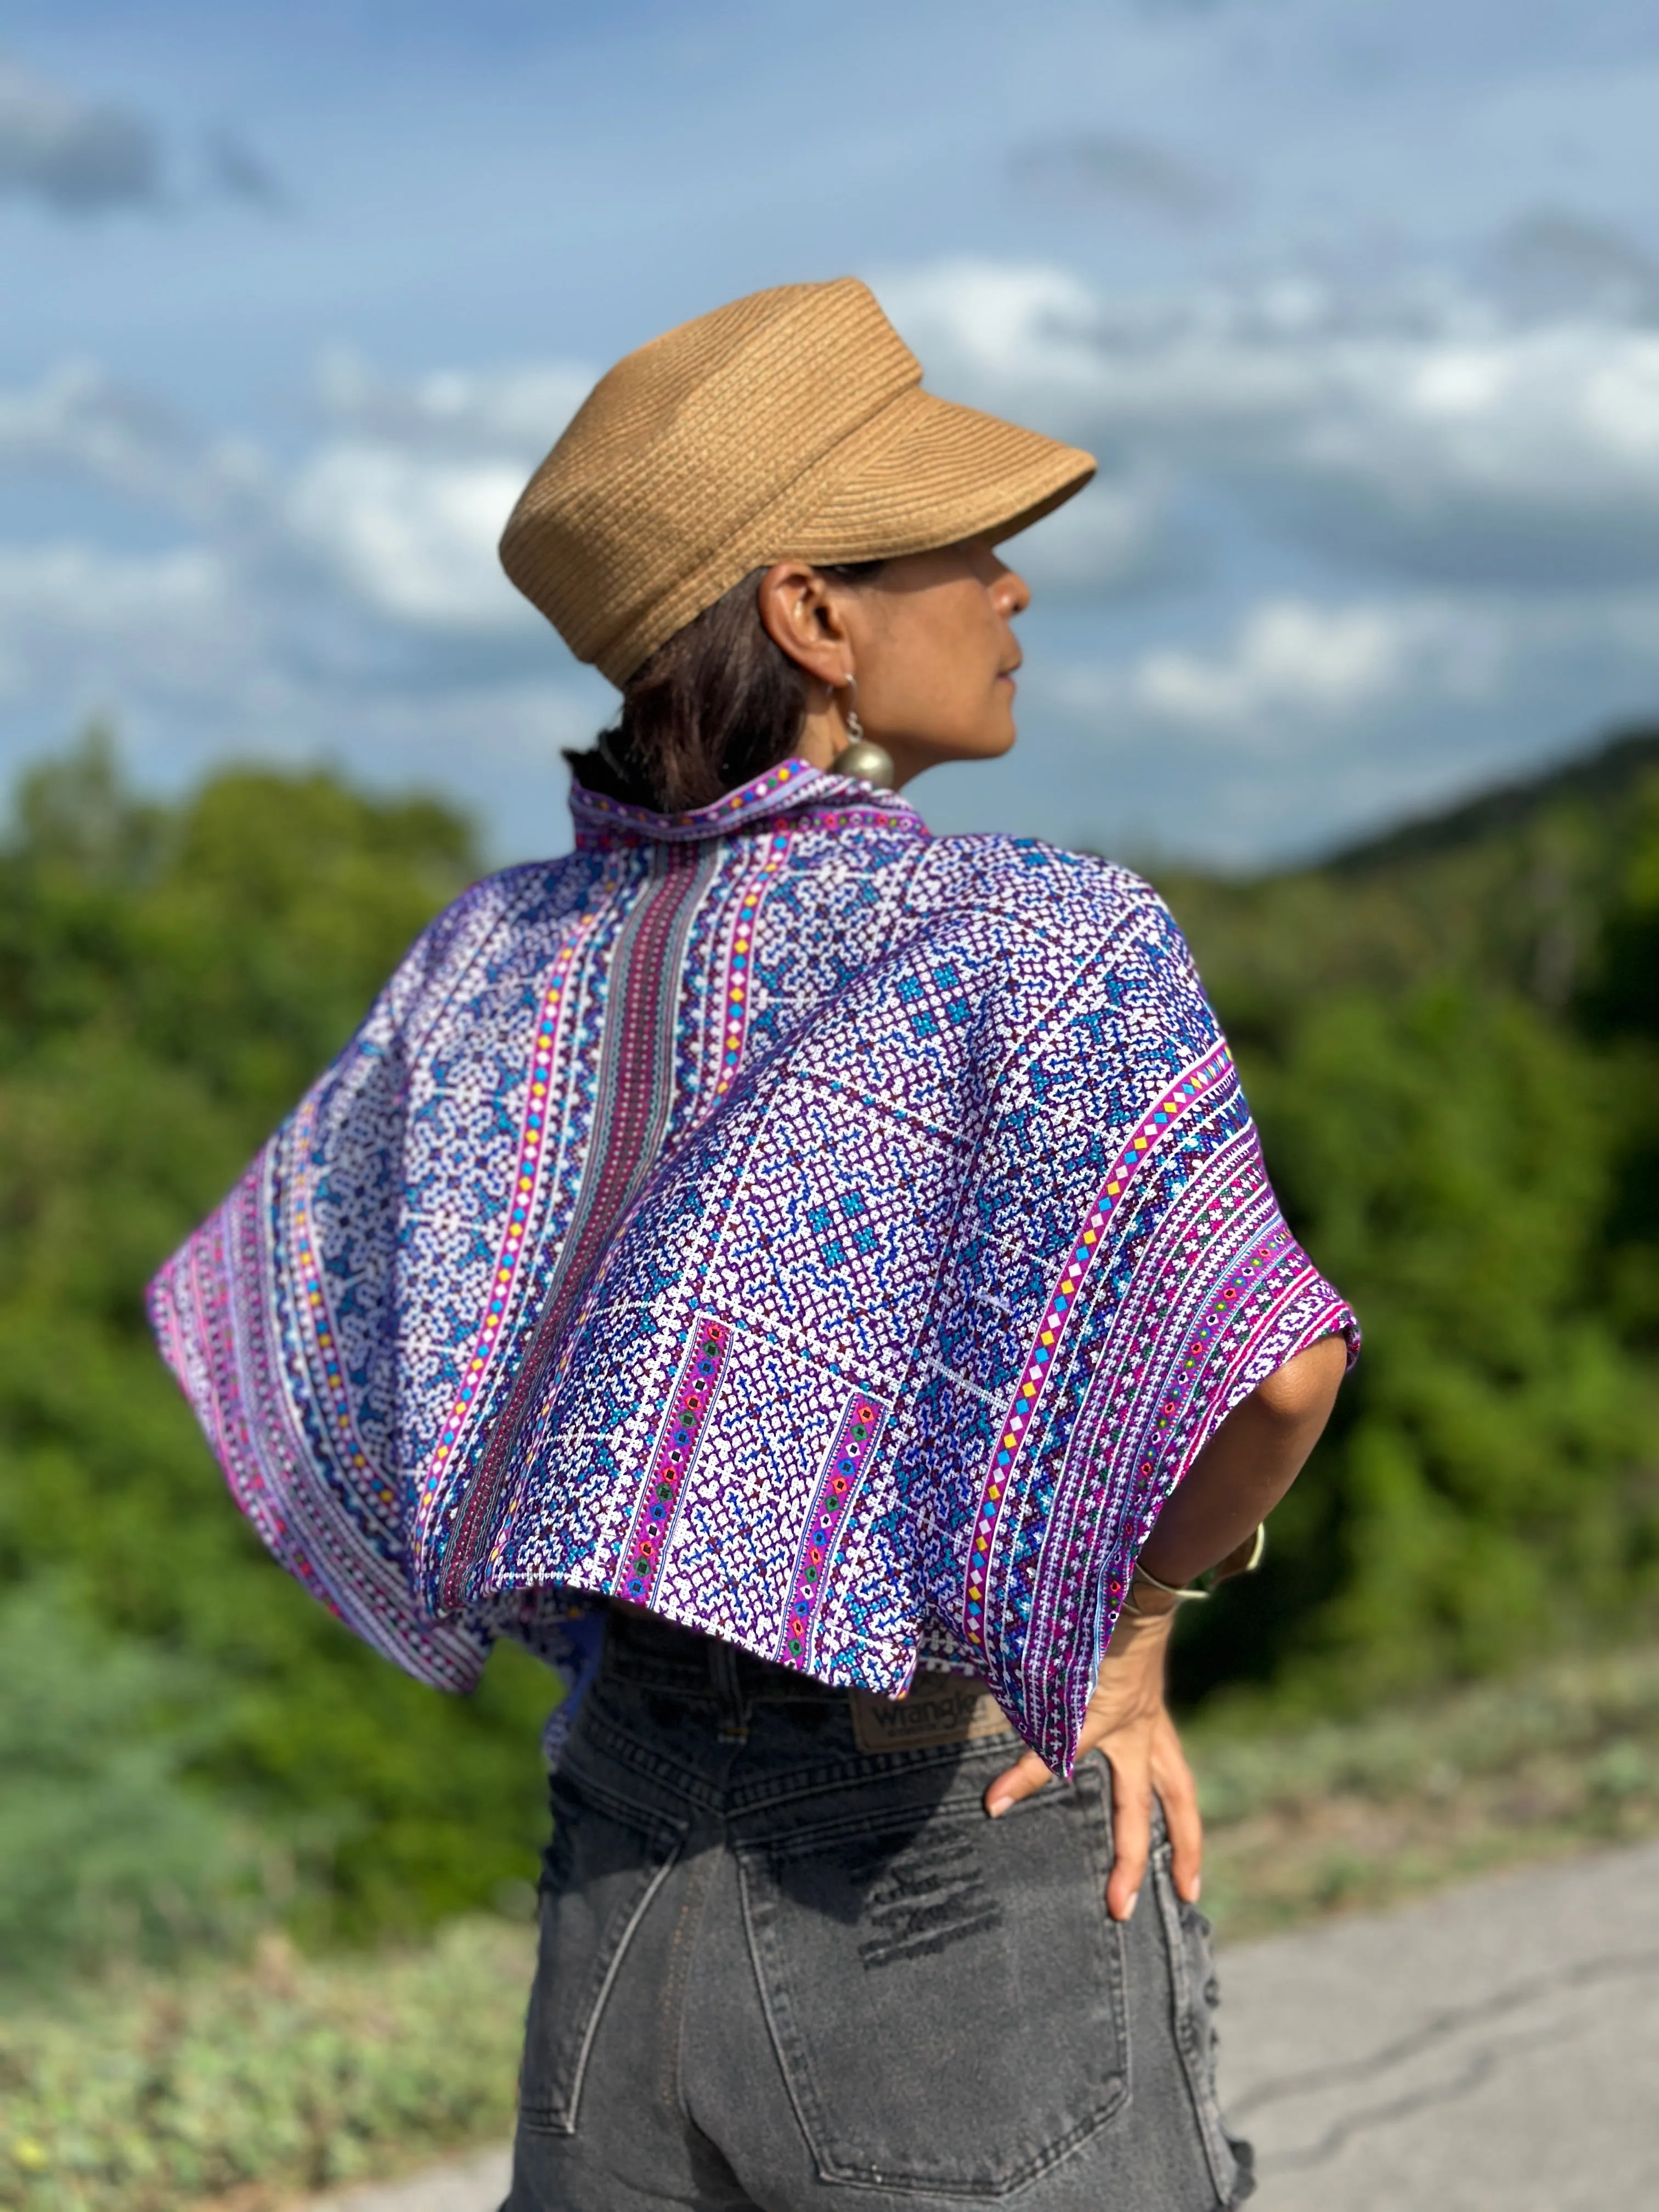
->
[1220,1838,1659,2210]
[306,1841,1659,2212]
[306,2147,512,2212]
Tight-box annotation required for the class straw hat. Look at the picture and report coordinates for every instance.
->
[499,278,1096,687]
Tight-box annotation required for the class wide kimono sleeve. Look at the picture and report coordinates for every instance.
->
[919,877,1359,1764]
[915,878,1358,1765]
[145,870,601,1706]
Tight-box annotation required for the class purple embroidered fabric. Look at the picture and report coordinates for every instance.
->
[149,758,1356,1775]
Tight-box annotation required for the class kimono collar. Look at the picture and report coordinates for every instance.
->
[569,755,927,847]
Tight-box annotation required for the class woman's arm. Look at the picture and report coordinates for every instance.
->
[983,1333,1348,1920]
[1139,1332,1350,1588]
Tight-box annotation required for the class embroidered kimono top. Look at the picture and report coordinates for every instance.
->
[149,759,1355,1775]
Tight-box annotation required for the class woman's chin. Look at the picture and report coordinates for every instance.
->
[896,721,1018,780]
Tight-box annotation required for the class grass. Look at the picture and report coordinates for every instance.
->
[4,1639,1658,2210]
[0,1920,535,2212]
[1192,1639,1659,1940]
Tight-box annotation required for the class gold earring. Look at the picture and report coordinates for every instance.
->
[828,676,895,790]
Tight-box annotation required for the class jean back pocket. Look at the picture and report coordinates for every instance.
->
[738,1762,1127,2196]
[518,1772,685,2136]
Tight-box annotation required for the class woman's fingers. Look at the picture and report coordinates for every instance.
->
[1152,1714,1204,1905]
[1104,1747,1152,1921]
[984,1747,1052,1816]
[984,1621,1187,1916]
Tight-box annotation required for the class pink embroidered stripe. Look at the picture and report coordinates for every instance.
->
[622,1317,732,1604]
[963,1040,1235,1650]
[776,1390,886,1671]
[421,939,578,1507]
[290,1107,384,1505]
[714,829,791,1098]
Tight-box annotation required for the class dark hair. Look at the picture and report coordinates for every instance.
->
[565,561,883,815]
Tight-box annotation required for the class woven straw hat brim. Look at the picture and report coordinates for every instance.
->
[594,388,1094,686]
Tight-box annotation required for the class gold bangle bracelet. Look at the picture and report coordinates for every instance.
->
[1132,1522,1267,1606]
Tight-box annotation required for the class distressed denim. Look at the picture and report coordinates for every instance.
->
[506,1609,1252,2212]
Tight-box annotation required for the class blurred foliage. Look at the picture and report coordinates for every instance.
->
[1158,730,1659,1708]
[1190,1636,1659,1939]
[0,723,1656,1990]
[0,1918,531,2210]
[0,732,556,1967]
[0,1582,255,1983]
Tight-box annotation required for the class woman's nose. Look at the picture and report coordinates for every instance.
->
[995,565,1031,618]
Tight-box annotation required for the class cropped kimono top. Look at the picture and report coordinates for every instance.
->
[149,757,1355,1775]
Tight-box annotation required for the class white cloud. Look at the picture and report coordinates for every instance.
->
[285,351,594,631]
[0,351,584,638]
[313,348,594,457]
[1130,600,1426,730]
[1486,208,1659,324]
[0,55,159,212]
[0,352,604,855]
[0,531,602,860]
[0,543,251,705]
[1012,471,1194,596]
[1076,588,1641,755]
[883,258,1336,431]
[881,257,1659,586]
[1,360,192,507]
[1014,576,1659,866]
[884,262,1109,399]
[286,443,532,631]
[10,275,1659,869]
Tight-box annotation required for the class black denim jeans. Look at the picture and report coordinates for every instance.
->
[506,1610,1252,2212]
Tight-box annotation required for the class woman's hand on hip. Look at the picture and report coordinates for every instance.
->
[980,1604,1201,1922]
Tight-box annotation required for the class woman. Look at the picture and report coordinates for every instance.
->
[151,278,1353,2212]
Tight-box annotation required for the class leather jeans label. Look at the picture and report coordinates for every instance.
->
[849,1678,1012,1753]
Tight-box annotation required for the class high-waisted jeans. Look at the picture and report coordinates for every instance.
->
[505,1609,1253,2212]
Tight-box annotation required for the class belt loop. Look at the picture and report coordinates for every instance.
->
[708,1639,749,1742]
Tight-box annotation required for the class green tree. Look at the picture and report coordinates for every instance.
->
[5,721,1658,1973]
[1163,742,1659,1711]
[0,734,556,1951]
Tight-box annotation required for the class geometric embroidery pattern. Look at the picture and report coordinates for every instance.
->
[777,1387,887,1672]
[622,1318,731,1606]
[964,1040,1234,1660]
[148,756,1357,1777]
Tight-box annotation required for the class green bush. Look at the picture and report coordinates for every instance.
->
[0,1583,254,1982]
[1164,749,1659,1707]
[1,723,1656,1982]
[0,735,557,1959]
[1256,986,1653,1691]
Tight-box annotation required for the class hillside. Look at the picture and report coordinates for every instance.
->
[1158,724,1659,1031]
[0,725,1654,1973]
[1154,726,1659,1708]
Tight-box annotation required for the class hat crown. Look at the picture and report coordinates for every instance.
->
[562,279,916,484]
[500,280,918,675]
[499,276,1094,687]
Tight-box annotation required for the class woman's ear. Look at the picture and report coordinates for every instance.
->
[757,562,854,686]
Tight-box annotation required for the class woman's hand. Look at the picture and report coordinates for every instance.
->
[981,1600,1200,1923]
[973,1340,1348,1920]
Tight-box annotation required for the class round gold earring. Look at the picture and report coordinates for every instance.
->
[828,676,895,789]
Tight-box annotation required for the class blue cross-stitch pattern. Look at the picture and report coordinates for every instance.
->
[149,760,1356,1774]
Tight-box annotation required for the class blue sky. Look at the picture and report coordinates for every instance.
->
[8,0,1659,865]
